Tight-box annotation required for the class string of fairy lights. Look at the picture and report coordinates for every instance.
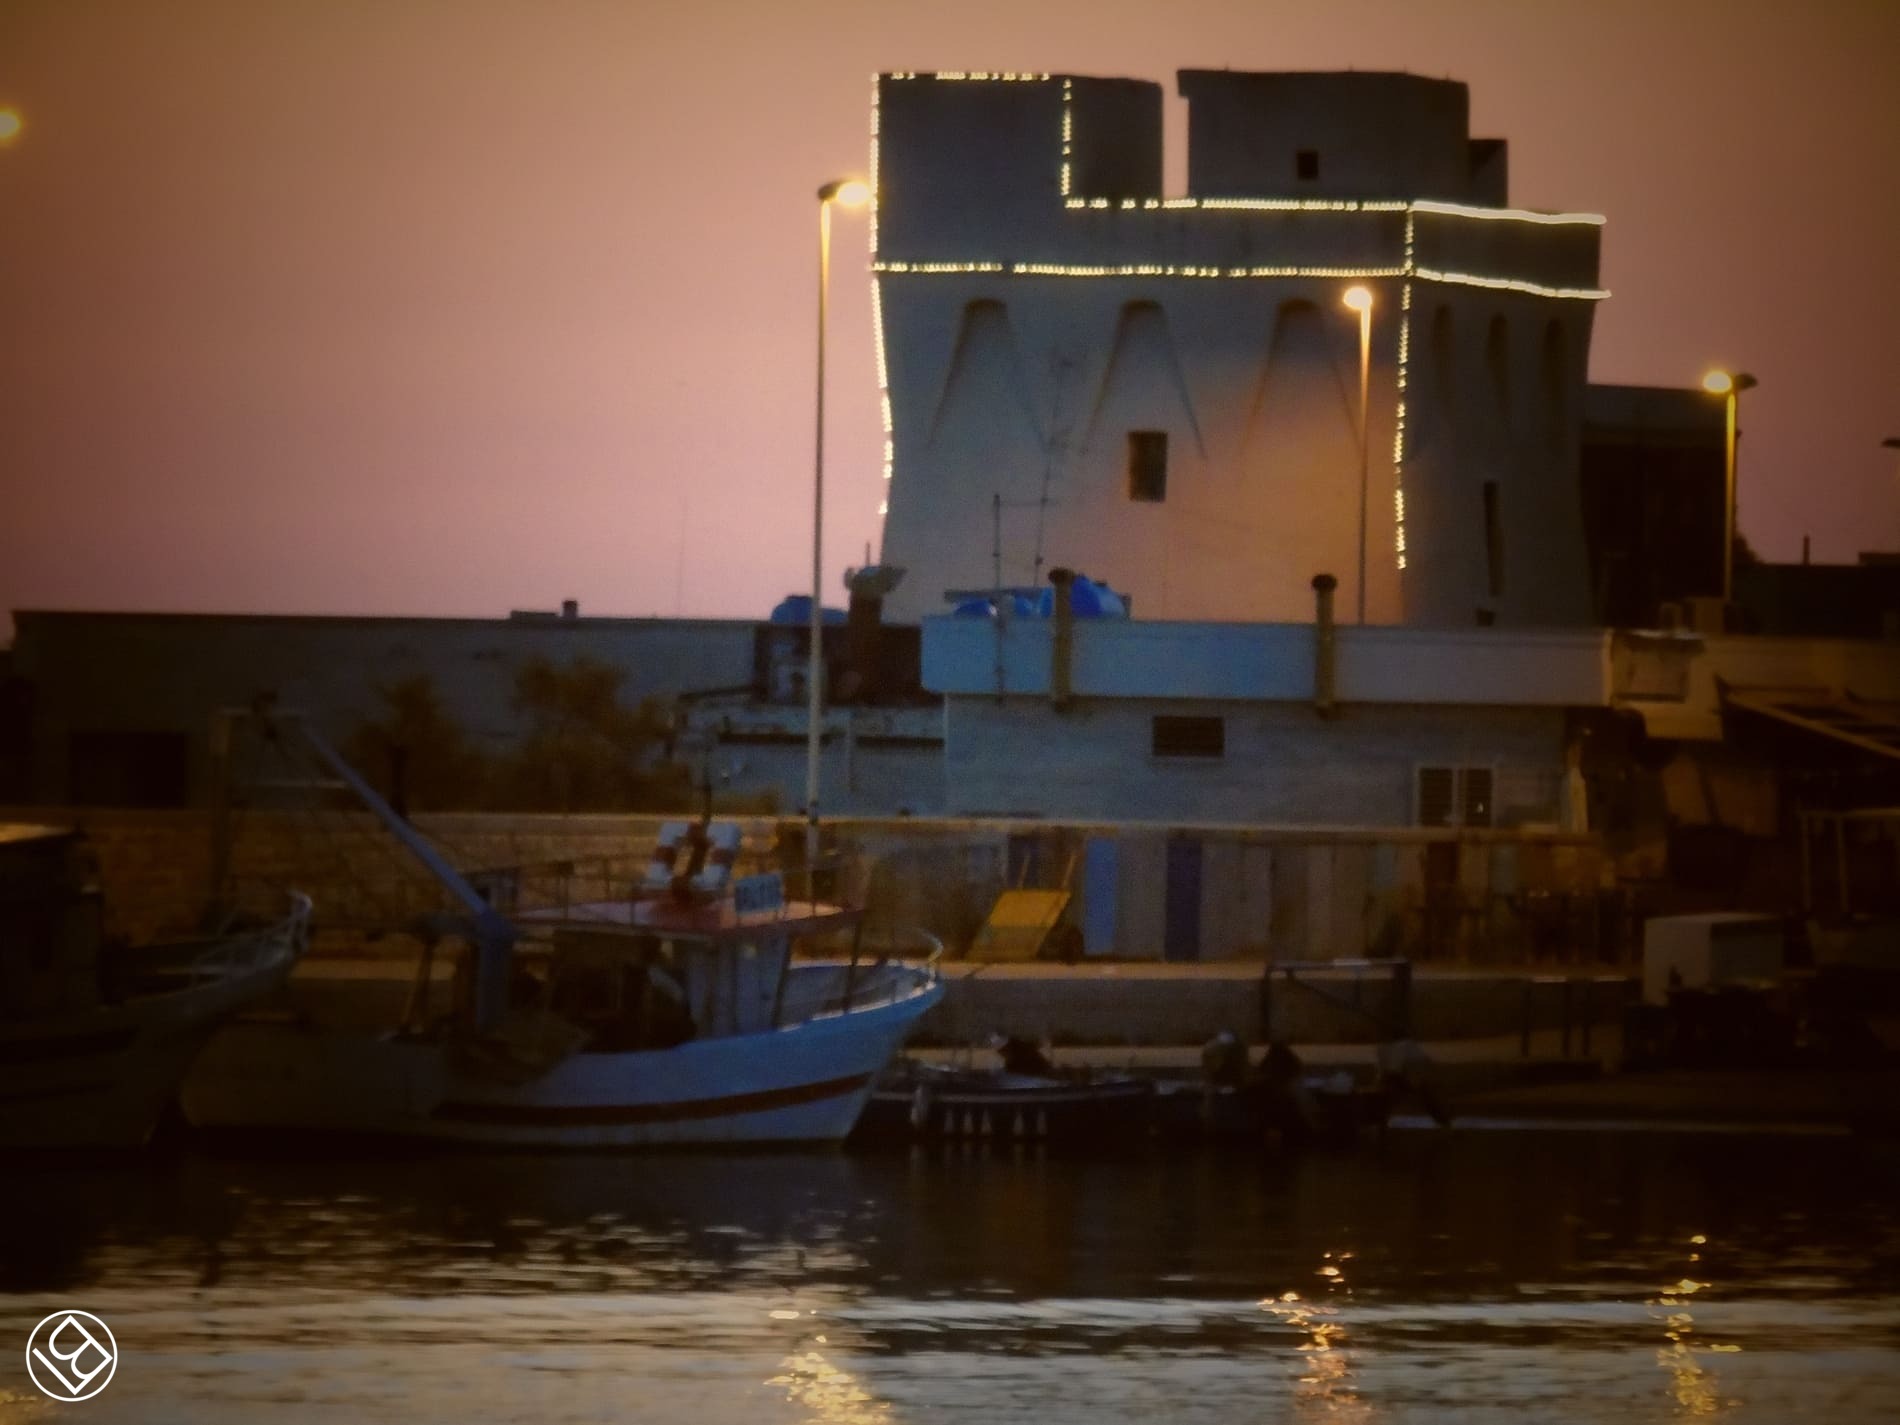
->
[1395,211,1415,569]
[868,70,1609,573]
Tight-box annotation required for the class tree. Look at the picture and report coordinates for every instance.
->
[500,656,690,812]
[343,675,489,813]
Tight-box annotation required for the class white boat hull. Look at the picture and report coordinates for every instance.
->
[1,912,308,1149]
[182,967,943,1148]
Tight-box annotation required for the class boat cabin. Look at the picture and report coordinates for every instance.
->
[515,877,860,1050]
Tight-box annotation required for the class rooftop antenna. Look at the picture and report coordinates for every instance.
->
[992,492,1003,594]
[1031,351,1076,585]
[674,492,689,615]
[992,493,1007,702]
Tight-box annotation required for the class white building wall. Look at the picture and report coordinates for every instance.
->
[923,615,1614,706]
[941,695,1567,825]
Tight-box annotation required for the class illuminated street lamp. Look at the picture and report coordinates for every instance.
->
[1342,285,1374,623]
[0,107,23,147]
[807,178,869,872]
[1701,369,1758,603]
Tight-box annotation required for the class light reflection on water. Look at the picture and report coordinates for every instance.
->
[1,1133,1897,1423]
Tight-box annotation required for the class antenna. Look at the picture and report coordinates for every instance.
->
[1032,351,1076,584]
[993,492,1003,594]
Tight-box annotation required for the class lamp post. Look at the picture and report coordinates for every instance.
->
[807,177,869,877]
[1342,286,1374,623]
[1702,369,1758,603]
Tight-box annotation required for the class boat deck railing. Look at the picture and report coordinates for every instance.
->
[464,852,859,928]
[187,892,313,979]
[116,893,312,996]
[776,929,944,1022]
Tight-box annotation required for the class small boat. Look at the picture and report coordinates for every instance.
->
[853,1044,1156,1146]
[1,823,309,1149]
[1153,1072,1395,1147]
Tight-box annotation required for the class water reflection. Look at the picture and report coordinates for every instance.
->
[769,1350,892,1425]
[1264,1290,1371,1423]
[1651,1252,1747,1419]
[0,1134,1896,1422]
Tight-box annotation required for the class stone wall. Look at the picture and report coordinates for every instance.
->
[3,807,1612,963]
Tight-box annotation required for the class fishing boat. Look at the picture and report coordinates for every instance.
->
[852,1053,1156,1146]
[181,717,944,1147]
[1,823,309,1149]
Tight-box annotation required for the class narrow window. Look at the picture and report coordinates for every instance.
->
[1152,715,1224,758]
[1482,480,1504,598]
[1416,766,1456,827]
[1127,430,1168,502]
[1295,149,1320,181]
[1462,767,1495,828]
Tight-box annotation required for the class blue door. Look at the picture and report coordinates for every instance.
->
[1083,837,1118,956]
[1163,835,1203,962]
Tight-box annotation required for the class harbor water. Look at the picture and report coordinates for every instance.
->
[2,1131,1897,1423]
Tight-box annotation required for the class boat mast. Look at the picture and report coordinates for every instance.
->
[276,712,519,1031]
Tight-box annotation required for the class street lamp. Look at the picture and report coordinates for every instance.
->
[807,177,869,877]
[1342,285,1374,623]
[0,107,22,147]
[1701,368,1758,603]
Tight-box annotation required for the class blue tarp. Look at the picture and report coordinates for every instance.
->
[952,592,1041,619]
[769,595,848,625]
[951,576,1128,620]
[1038,575,1127,619]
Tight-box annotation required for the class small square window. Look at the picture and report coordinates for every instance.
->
[1296,149,1320,181]
[1127,430,1167,502]
[1415,766,1495,828]
[1152,715,1224,758]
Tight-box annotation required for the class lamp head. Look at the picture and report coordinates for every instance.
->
[1342,285,1373,314]
[819,178,870,207]
[0,107,22,147]
[1702,369,1759,396]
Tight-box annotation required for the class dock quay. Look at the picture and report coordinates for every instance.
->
[277,954,1899,1134]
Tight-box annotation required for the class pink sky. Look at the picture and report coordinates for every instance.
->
[2,0,1896,637]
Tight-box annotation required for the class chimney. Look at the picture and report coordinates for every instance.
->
[842,565,905,704]
[1049,567,1076,712]
[561,599,579,620]
[1311,573,1339,719]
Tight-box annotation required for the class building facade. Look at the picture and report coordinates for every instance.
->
[1579,384,1727,628]
[5,610,754,807]
[873,70,1605,627]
